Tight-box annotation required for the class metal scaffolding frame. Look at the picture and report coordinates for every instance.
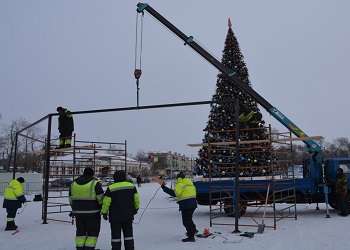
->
[204,126,297,231]
[26,134,127,224]
[12,100,217,224]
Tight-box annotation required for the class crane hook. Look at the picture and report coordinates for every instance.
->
[134,69,142,90]
[134,69,142,80]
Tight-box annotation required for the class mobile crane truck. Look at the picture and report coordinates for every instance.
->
[136,3,350,215]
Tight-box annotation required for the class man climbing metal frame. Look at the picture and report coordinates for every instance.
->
[56,106,74,148]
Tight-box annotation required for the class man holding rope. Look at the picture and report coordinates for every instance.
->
[2,177,27,231]
[160,172,198,242]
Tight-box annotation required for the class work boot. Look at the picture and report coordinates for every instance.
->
[186,229,198,236]
[65,144,71,148]
[5,221,17,231]
[182,236,195,242]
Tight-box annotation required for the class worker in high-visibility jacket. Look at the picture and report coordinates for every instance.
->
[102,170,140,250]
[161,172,198,242]
[2,177,26,231]
[238,109,262,129]
[69,167,104,250]
[56,106,74,148]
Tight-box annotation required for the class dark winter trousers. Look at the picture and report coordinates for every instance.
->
[75,214,101,250]
[337,193,348,215]
[6,208,17,222]
[110,221,134,250]
[181,208,196,237]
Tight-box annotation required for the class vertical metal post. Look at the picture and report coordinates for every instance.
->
[6,156,10,173]
[12,132,19,178]
[233,97,241,233]
[124,140,127,173]
[191,156,193,174]
[1,151,4,170]
[43,115,52,224]
[24,132,28,172]
[171,155,174,180]
[73,134,77,178]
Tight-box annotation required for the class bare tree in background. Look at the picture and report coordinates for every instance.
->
[0,118,44,172]
[322,137,350,158]
[271,134,350,165]
[133,150,148,175]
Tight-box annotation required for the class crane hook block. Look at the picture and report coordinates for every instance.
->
[134,69,142,80]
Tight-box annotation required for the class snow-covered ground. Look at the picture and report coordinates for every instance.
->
[0,181,349,250]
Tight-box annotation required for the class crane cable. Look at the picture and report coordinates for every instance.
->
[134,11,144,107]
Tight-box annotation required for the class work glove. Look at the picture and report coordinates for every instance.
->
[102,213,108,221]
[69,212,75,218]
[134,209,139,215]
[341,189,347,196]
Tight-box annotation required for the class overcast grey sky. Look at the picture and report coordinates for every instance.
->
[1,0,350,157]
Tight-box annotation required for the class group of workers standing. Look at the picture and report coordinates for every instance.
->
[53,106,198,248]
[1,170,197,250]
[69,168,140,250]
[55,106,197,249]
[68,168,198,249]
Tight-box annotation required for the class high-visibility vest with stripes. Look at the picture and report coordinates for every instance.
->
[174,178,197,202]
[3,179,26,209]
[69,180,103,215]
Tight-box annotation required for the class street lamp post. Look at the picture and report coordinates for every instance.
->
[191,155,193,174]
[171,155,175,180]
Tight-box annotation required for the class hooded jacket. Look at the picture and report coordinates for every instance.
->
[58,108,74,133]
[69,175,104,216]
[162,177,197,211]
[3,179,26,209]
[334,172,348,194]
[102,171,140,223]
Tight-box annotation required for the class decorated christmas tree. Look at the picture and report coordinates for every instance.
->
[194,19,272,177]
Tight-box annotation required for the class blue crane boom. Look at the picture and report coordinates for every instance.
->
[136,3,322,174]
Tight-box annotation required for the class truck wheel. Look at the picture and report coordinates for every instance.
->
[223,199,247,217]
[328,194,338,209]
[328,194,350,210]
[346,195,350,212]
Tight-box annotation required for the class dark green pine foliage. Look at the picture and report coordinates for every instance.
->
[194,21,271,177]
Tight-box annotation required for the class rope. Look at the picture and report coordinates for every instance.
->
[134,12,144,107]
[17,202,27,214]
[134,12,143,81]
[212,233,244,243]
[133,186,162,224]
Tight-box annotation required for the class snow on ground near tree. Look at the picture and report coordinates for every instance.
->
[0,181,349,250]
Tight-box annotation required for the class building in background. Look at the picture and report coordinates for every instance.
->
[147,151,194,178]
[48,154,150,178]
